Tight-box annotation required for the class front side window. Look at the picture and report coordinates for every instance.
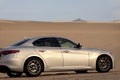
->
[33,38,60,47]
[57,38,77,48]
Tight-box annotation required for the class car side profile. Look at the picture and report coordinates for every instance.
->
[0,37,114,77]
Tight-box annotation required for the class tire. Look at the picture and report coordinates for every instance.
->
[7,71,22,77]
[96,55,112,72]
[24,57,43,77]
[75,70,87,73]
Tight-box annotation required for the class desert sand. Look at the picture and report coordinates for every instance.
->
[0,20,120,79]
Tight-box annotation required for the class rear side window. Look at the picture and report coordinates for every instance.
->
[12,39,30,46]
[33,38,60,47]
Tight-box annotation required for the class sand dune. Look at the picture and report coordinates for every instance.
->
[0,20,120,72]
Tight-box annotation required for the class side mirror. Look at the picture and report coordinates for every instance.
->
[76,43,82,49]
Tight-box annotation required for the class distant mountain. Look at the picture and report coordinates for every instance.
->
[112,20,120,23]
[72,18,87,22]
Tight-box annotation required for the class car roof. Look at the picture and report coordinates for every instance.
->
[28,36,67,40]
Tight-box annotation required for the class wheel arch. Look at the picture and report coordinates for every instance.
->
[23,56,45,72]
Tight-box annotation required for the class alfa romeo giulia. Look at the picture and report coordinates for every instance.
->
[0,37,114,77]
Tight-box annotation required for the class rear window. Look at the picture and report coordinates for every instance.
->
[12,39,30,46]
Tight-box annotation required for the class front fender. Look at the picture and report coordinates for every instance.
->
[89,51,114,70]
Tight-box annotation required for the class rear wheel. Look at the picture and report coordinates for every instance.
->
[7,71,22,77]
[96,55,112,72]
[75,70,87,73]
[24,57,43,77]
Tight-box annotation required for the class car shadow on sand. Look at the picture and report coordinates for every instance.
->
[0,71,119,79]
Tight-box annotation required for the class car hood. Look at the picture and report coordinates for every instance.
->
[81,47,110,54]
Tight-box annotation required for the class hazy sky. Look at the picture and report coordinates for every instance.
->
[0,0,120,21]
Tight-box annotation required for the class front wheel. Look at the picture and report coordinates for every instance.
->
[7,71,22,77]
[96,55,112,72]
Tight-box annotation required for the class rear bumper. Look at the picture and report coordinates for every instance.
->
[0,58,24,72]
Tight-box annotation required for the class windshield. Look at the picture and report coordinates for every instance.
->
[12,39,30,46]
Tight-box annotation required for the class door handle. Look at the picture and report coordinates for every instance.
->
[39,50,45,53]
[62,50,70,53]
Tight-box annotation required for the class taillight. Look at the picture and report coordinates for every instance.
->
[0,50,20,55]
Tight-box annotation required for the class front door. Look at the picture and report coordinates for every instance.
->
[62,48,89,68]
[56,38,89,69]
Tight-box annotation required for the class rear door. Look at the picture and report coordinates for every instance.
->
[33,38,63,69]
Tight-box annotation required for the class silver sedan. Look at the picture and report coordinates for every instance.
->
[0,37,114,77]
